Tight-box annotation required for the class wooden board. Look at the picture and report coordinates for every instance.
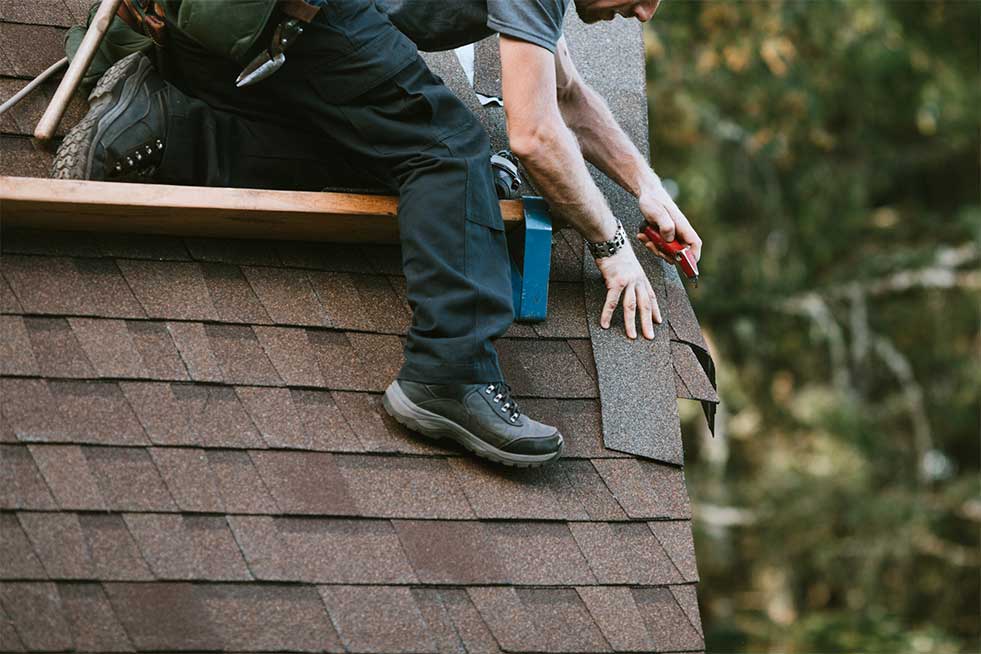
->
[0,177,526,243]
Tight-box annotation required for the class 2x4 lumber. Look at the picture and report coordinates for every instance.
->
[0,177,525,243]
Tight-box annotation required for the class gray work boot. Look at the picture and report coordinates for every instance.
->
[383,380,563,467]
[52,52,167,181]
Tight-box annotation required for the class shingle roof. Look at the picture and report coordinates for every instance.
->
[1,8,712,654]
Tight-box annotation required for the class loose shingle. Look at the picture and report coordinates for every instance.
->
[569,522,682,585]
[105,582,222,650]
[671,340,718,403]
[0,582,73,651]
[631,587,704,652]
[338,455,474,519]
[78,514,154,581]
[126,320,189,380]
[393,520,508,584]
[230,516,416,583]
[23,316,95,378]
[58,583,134,653]
[319,585,437,654]
[18,512,94,579]
[664,273,709,350]
[200,262,272,324]
[200,584,343,652]
[0,444,56,509]
[650,521,699,582]
[242,266,328,326]
[124,514,251,581]
[251,450,355,515]
[116,260,219,321]
[576,586,656,653]
[167,322,224,382]
[2,378,72,442]
[0,315,38,375]
[254,325,326,387]
[150,447,224,512]
[235,386,305,449]
[28,444,105,510]
[290,389,362,451]
[593,459,691,519]
[487,522,596,586]
[84,447,176,512]
[0,513,45,579]
[207,450,278,513]
[497,339,597,398]
[49,380,147,445]
[205,323,283,385]
[68,318,145,378]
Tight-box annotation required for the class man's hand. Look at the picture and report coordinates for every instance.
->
[637,180,702,264]
[595,244,662,340]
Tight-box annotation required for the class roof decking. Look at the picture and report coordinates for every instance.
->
[1,6,712,653]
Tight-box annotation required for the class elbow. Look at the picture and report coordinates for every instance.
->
[508,122,560,164]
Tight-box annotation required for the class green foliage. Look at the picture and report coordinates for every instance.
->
[645,1,980,651]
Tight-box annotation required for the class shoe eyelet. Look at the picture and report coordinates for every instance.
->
[126,157,134,167]
[510,415,517,423]
[156,139,164,150]
[135,152,143,162]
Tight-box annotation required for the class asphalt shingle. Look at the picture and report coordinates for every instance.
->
[28,444,105,510]
[78,514,154,581]
[319,585,437,654]
[251,450,355,515]
[200,262,273,324]
[338,455,474,519]
[116,260,219,321]
[0,582,73,651]
[84,446,175,512]
[0,513,45,579]
[0,444,56,509]
[57,583,134,652]
[18,512,94,579]
[150,447,225,512]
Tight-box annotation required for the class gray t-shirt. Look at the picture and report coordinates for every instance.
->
[377,0,570,53]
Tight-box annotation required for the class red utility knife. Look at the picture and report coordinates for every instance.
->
[642,226,699,286]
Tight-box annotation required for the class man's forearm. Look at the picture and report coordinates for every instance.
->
[511,120,619,243]
[559,80,660,200]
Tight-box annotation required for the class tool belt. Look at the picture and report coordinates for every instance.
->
[116,0,166,45]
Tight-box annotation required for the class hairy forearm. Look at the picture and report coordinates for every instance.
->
[512,121,619,243]
[559,81,660,199]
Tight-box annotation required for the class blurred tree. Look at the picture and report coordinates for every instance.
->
[645,1,980,651]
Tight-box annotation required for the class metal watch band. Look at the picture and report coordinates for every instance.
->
[586,219,627,258]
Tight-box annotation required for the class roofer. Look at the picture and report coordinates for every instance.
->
[55,0,700,467]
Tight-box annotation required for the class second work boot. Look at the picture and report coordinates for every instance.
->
[383,380,564,467]
[52,52,168,181]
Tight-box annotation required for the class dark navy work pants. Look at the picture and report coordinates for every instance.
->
[157,0,514,384]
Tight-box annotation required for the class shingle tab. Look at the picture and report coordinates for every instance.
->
[205,323,283,385]
[488,522,595,586]
[393,520,508,584]
[497,339,597,398]
[18,512,94,579]
[254,325,325,387]
[670,585,704,638]
[348,332,404,390]
[517,587,611,653]
[517,398,614,459]
[576,586,656,652]
[230,516,416,583]
[49,380,147,445]
[278,242,375,273]
[671,340,719,402]
[0,513,45,579]
[0,444,56,509]
[559,461,629,521]
[58,583,134,653]
[338,455,474,519]
[235,386,305,448]
[116,260,219,321]
[449,458,570,520]
[569,522,682,585]
[28,444,105,510]
[332,391,439,454]
[0,315,38,375]
[84,446,176,511]
[74,258,147,318]
[2,256,91,315]
[78,514,154,581]
[593,459,691,519]
[200,262,272,323]
[207,450,278,513]
[290,389,362,451]
[105,582,222,650]
[68,318,145,378]
[307,330,371,390]
[319,585,437,654]
[2,378,72,442]
[251,451,355,515]
[468,587,546,653]
[650,520,699,582]
[533,283,589,338]
[357,274,412,334]
[0,582,73,651]
[0,602,24,653]
[413,588,503,654]
[124,514,251,581]
[167,321,224,381]
[242,266,328,326]
[186,237,281,266]
[24,316,95,377]
[632,587,704,652]
[150,447,224,512]
[0,275,22,313]
[126,320,189,380]
[95,233,189,260]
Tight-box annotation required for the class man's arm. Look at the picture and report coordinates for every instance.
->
[553,36,702,262]
[499,35,661,339]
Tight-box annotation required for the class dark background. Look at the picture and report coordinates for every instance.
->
[645,1,980,651]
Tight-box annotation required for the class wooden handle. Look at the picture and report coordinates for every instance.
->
[34,0,124,141]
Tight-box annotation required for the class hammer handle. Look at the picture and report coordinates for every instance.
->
[34,0,124,141]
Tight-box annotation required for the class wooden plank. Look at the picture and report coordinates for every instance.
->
[0,177,526,243]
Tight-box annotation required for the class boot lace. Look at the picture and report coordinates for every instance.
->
[484,382,521,423]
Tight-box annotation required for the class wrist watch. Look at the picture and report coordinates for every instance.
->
[586,219,627,258]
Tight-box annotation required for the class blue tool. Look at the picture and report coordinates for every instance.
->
[510,196,552,322]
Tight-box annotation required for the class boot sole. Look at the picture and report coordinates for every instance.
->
[51,52,152,180]
[382,381,563,468]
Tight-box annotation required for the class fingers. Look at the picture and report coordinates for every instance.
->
[623,283,637,339]
[667,203,703,262]
[600,284,624,329]
[637,232,677,264]
[638,284,654,339]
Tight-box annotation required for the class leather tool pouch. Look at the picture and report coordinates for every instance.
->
[116,0,167,45]
[280,0,323,23]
